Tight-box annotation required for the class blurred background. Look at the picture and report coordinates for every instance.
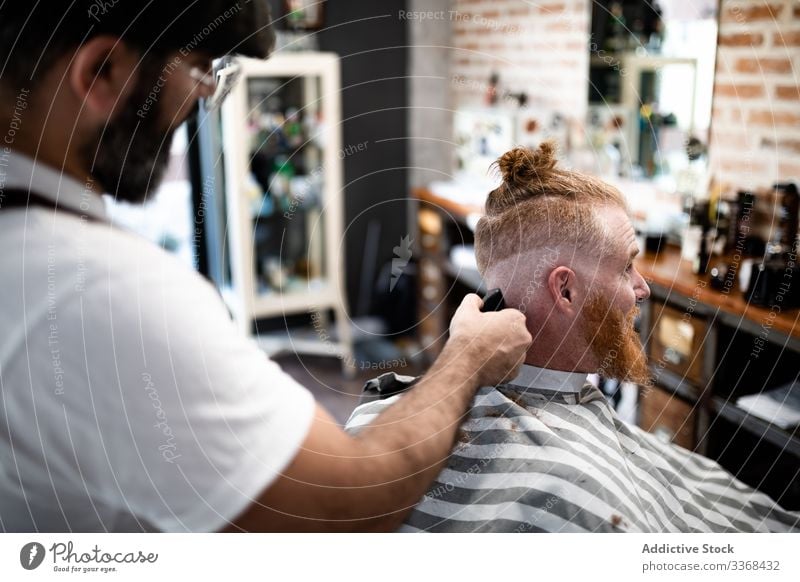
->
[105,1,799,508]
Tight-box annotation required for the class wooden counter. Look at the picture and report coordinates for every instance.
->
[414,186,483,220]
[636,245,800,343]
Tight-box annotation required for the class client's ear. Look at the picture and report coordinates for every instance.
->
[547,267,578,316]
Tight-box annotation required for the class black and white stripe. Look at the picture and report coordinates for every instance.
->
[346,377,800,533]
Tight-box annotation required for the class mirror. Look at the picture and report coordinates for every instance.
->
[585,0,718,193]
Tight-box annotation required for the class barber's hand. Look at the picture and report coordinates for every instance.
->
[447,293,532,387]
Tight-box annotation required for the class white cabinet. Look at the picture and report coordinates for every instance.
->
[221,53,352,368]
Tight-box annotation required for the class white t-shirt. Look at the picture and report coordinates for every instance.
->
[0,152,315,532]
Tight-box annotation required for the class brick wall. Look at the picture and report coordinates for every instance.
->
[710,0,800,190]
[450,0,590,118]
[445,0,799,192]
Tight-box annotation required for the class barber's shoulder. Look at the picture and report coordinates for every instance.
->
[88,226,211,288]
[63,226,228,325]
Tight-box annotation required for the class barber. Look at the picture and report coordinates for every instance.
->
[0,2,531,532]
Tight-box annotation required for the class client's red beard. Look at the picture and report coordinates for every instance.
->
[581,291,651,384]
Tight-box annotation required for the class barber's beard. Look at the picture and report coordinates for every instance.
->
[581,291,650,384]
[81,70,176,204]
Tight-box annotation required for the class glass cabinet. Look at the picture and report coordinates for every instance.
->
[221,53,352,367]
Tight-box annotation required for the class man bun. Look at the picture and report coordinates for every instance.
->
[497,140,557,186]
[487,140,558,216]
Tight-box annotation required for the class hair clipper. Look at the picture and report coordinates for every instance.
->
[480,288,506,312]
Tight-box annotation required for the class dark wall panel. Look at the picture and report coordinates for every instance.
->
[269,0,409,315]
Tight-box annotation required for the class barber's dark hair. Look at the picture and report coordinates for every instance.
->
[0,1,275,91]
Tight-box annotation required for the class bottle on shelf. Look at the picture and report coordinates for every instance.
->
[774,182,799,258]
[689,200,711,275]
[605,1,627,53]
[693,226,710,276]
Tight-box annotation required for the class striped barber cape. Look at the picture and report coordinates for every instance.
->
[345,364,800,533]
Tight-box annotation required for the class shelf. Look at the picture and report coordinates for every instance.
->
[254,331,350,360]
[251,284,339,318]
[636,245,800,347]
[414,187,483,228]
[251,199,319,219]
[710,396,800,458]
[648,366,706,402]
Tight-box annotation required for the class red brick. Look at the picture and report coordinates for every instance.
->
[550,20,576,31]
[778,162,800,180]
[748,109,800,126]
[773,30,800,47]
[775,85,800,100]
[719,32,764,46]
[717,158,768,174]
[761,138,800,153]
[721,3,783,23]
[711,131,751,148]
[537,3,567,13]
[734,57,793,74]
[715,83,765,98]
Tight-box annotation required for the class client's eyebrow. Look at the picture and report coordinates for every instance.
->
[624,247,640,267]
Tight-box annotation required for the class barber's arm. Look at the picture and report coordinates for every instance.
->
[223,294,530,532]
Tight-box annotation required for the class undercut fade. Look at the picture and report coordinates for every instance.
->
[474,141,629,276]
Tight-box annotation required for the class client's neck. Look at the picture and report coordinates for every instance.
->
[523,324,597,375]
